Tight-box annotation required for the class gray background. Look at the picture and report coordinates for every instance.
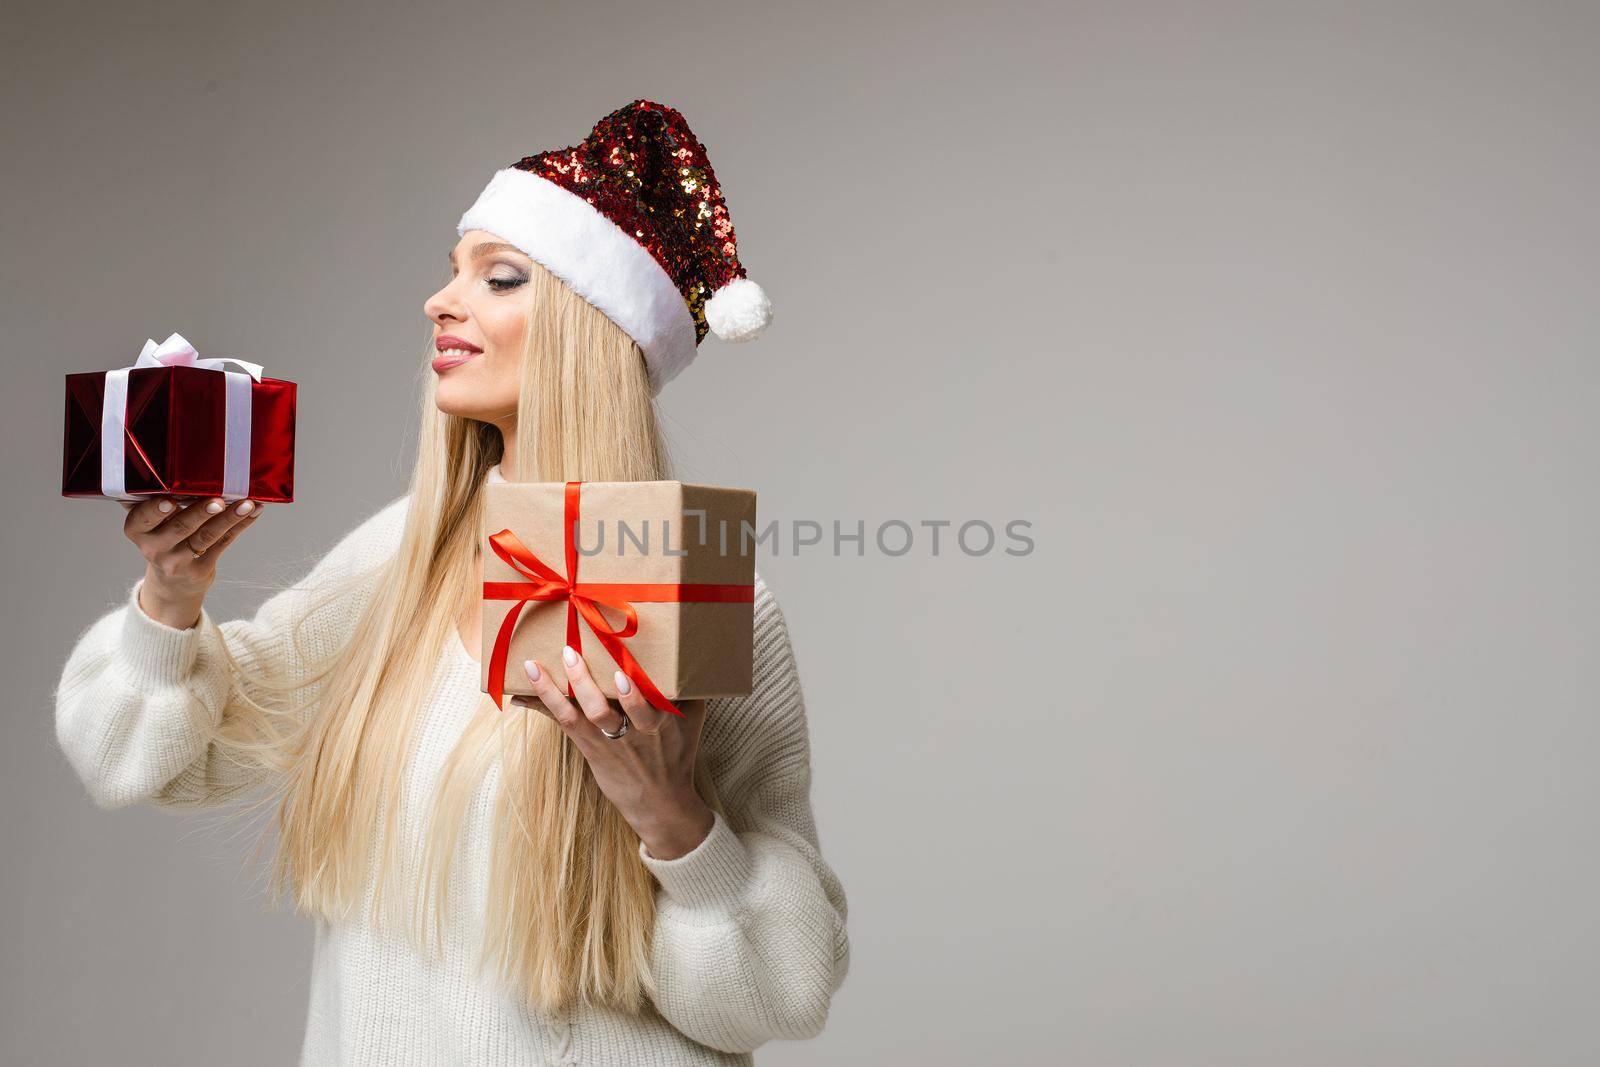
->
[3,1,1596,1064]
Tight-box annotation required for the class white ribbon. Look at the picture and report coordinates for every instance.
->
[101,331,266,500]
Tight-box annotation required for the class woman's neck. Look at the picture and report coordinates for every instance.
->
[496,420,519,481]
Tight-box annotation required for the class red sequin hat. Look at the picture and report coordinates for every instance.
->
[456,99,771,394]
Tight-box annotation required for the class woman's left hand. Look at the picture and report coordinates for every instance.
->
[511,645,715,860]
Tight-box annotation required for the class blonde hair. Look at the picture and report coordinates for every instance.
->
[206,258,713,1016]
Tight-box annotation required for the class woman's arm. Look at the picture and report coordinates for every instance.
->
[53,497,408,811]
[638,576,851,1054]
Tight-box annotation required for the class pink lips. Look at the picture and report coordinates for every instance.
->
[432,335,482,373]
[431,351,478,372]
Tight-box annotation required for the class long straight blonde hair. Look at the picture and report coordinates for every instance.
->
[212,258,715,1017]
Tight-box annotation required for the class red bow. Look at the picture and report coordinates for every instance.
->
[483,480,753,717]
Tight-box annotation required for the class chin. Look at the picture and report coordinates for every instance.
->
[432,383,480,415]
[433,378,514,422]
[432,379,474,417]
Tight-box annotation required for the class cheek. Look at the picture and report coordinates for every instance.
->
[484,302,529,390]
[484,306,527,352]
[480,345,523,404]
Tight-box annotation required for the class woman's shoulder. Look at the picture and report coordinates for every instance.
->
[700,568,811,800]
[750,568,793,658]
[315,494,411,572]
[727,568,805,713]
[345,492,410,549]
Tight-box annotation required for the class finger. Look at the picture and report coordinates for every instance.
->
[148,498,229,552]
[185,500,259,555]
[515,658,586,733]
[202,509,259,557]
[509,694,549,717]
[613,670,666,734]
[561,645,628,736]
[124,497,180,537]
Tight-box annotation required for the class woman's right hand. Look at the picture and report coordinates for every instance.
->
[122,496,261,629]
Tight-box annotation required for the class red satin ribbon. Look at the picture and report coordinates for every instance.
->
[483,480,754,717]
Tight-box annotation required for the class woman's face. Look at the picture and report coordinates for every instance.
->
[423,229,536,423]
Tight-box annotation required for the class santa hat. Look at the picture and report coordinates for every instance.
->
[456,99,771,394]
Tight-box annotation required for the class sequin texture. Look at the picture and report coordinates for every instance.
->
[509,100,748,345]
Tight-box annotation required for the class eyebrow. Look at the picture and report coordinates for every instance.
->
[448,241,525,267]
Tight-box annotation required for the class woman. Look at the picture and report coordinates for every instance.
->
[54,100,849,1066]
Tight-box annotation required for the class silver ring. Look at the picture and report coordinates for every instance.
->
[599,710,631,740]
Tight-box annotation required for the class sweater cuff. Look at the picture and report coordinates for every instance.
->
[638,809,758,909]
[116,578,205,687]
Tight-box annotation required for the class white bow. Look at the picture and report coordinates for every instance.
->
[101,332,265,500]
[134,331,265,381]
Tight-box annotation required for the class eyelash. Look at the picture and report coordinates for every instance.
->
[449,268,529,292]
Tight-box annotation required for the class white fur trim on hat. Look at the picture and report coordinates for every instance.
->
[456,167,698,394]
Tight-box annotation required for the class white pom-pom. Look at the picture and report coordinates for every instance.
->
[705,277,772,342]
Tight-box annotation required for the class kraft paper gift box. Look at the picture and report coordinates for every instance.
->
[62,332,296,502]
[480,480,757,716]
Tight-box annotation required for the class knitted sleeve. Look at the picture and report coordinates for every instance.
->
[637,572,851,1054]
[53,497,408,812]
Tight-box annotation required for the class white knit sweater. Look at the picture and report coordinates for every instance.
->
[54,477,850,1066]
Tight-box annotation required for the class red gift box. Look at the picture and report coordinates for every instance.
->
[62,334,296,502]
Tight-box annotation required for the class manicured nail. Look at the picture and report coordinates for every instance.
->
[614,670,632,696]
[157,499,174,513]
[236,500,255,516]
[562,645,578,667]
[524,659,540,681]
[206,499,224,514]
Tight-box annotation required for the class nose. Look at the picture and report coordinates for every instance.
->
[424,274,467,325]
